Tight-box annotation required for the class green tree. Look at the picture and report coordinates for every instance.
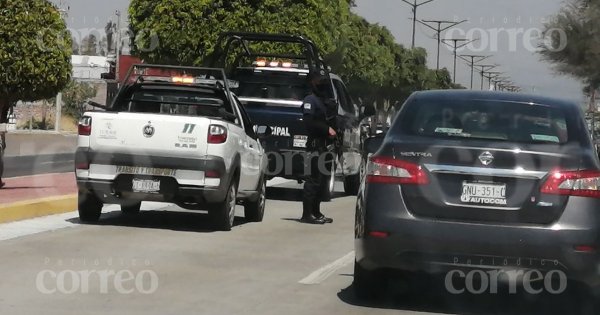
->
[0,0,72,120]
[540,0,600,108]
[81,34,99,56]
[62,81,98,119]
[129,0,350,66]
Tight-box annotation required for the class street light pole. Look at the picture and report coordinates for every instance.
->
[482,71,502,90]
[400,0,436,48]
[459,54,491,89]
[417,19,467,70]
[115,10,122,82]
[477,65,498,90]
[442,38,477,83]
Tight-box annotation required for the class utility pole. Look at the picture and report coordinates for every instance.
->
[459,54,491,89]
[482,71,502,90]
[492,77,510,91]
[442,38,477,83]
[400,0,436,48]
[476,64,498,90]
[417,19,467,70]
[115,10,122,83]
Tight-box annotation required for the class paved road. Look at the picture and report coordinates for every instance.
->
[0,181,592,315]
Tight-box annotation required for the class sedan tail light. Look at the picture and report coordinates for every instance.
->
[78,116,92,136]
[208,125,228,144]
[541,169,600,198]
[366,156,429,185]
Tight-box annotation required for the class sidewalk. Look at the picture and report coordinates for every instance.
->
[0,173,77,224]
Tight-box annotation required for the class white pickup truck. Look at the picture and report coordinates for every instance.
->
[75,65,271,231]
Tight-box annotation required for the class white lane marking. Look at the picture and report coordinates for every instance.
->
[267,177,296,187]
[0,203,169,242]
[299,251,355,285]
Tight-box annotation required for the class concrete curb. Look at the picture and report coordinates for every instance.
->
[0,194,77,224]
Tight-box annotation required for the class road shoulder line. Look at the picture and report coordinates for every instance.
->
[299,251,355,285]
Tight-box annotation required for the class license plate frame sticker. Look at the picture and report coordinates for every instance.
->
[117,166,176,177]
[293,135,308,148]
[132,178,161,193]
[460,181,507,206]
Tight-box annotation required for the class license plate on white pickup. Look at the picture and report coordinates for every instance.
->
[460,181,507,206]
[132,178,161,193]
[293,135,308,148]
[117,166,176,177]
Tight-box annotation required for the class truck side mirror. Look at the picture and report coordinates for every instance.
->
[255,125,272,139]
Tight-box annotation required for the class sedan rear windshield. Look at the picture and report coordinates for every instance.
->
[394,99,571,144]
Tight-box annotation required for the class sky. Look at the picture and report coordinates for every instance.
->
[51,0,585,103]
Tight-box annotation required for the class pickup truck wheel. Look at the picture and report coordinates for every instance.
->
[244,178,266,222]
[210,180,238,231]
[321,160,336,202]
[78,192,103,223]
[121,202,141,215]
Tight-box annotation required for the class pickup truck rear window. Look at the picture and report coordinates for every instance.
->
[394,99,571,144]
[122,88,228,117]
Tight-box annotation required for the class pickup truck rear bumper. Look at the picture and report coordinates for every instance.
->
[76,151,232,208]
[78,178,228,207]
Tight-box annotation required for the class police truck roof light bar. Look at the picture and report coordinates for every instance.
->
[121,64,236,109]
[211,32,330,76]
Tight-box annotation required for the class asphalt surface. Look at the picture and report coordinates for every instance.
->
[0,181,595,315]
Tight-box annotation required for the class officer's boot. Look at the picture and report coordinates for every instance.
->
[312,200,333,224]
[301,200,326,224]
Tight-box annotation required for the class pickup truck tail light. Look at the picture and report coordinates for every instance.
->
[208,125,227,144]
[78,116,92,136]
[541,169,600,198]
[366,156,429,185]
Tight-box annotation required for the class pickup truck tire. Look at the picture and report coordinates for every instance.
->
[78,192,103,223]
[121,202,142,215]
[244,178,266,222]
[210,178,238,231]
[321,160,336,202]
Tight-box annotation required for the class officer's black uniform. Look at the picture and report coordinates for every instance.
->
[0,105,9,188]
[300,74,335,224]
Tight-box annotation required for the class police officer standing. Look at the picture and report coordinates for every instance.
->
[0,104,9,189]
[300,73,336,224]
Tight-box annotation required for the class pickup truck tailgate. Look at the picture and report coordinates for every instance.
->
[89,112,209,158]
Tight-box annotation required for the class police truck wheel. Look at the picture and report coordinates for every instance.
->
[210,179,238,231]
[322,161,336,202]
[244,178,266,222]
[78,191,103,223]
[353,261,386,300]
[121,202,141,215]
